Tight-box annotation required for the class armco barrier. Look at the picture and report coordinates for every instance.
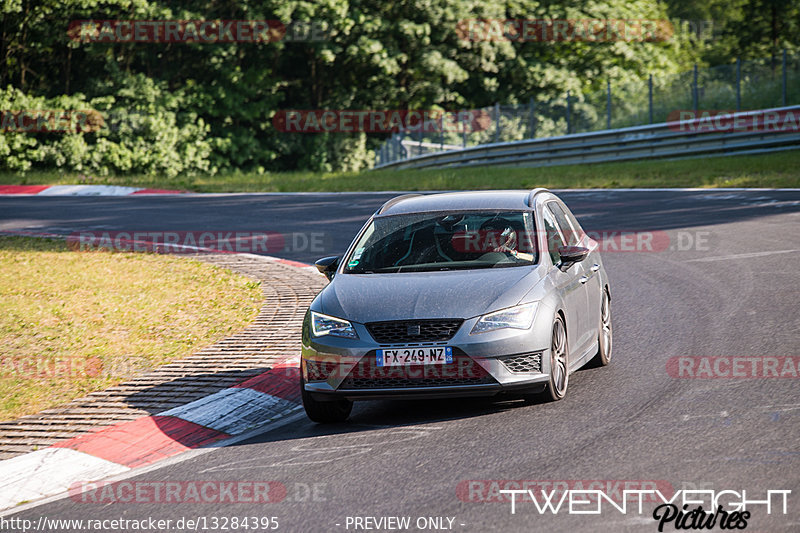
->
[374,106,800,170]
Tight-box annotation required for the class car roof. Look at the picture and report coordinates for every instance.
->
[377,190,552,216]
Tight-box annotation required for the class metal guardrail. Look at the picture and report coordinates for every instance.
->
[374,106,800,171]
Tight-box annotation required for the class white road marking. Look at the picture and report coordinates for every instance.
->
[685,249,800,262]
[0,448,129,511]
[758,404,800,412]
[681,411,729,422]
[35,185,142,196]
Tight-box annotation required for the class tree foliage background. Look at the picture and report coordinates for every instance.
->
[1,0,797,176]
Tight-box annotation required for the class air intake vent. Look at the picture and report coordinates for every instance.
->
[498,352,542,373]
[366,319,463,344]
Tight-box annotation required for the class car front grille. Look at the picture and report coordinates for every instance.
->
[365,319,464,344]
[340,350,495,389]
[498,352,542,373]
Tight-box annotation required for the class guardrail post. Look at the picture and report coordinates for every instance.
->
[439,116,444,151]
[782,48,788,106]
[528,97,537,138]
[397,134,403,161]
[566,91,572,135]
[397,133,403,161]
[648,74,654,124]
[493,102,500,143]
[736,57,741,111]
[692,64,699,112]
[606,80,611,129]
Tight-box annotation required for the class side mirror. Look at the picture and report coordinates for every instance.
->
[557,246,589,271]
[315,256,340,281]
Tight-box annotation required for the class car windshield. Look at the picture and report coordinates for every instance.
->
[344,211,538,273]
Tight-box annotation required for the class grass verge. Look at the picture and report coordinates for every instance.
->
[1,150,799,192]
[0,236,263,421]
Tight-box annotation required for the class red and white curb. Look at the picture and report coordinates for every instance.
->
[0,240,320,513]
[0,358,302,511]
[0,185,185,196]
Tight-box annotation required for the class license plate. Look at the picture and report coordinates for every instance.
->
[376,347,453,367]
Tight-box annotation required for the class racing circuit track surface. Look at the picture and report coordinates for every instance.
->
[1,189,799,532]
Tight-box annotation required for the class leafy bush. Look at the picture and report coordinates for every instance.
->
[0,74,213,177]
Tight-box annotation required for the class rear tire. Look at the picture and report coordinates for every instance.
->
[542,316,569,401]
[589,289,612,367]
[300,377,353,423]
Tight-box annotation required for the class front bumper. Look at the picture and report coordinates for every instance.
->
[302,313,552,401]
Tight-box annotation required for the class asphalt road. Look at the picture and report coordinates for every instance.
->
[2,189,800,532]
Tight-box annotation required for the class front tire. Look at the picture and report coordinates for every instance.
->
[543,316,569,401]
[300,377,353,423]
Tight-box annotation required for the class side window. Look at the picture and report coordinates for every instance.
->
[548,202,580,246]
[542,207,565,265]
[563,206,585,238]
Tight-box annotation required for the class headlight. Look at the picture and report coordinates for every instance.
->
[311,311,359,339]
[470,303,538,334]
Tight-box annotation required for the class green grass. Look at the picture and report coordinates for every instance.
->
[2,149,799,192]
[0,236,263,420]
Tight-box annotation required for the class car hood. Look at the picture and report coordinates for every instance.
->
[314,266,545,324]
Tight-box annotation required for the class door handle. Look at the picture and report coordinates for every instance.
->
[590,264,600,272]
[579,276,589,284]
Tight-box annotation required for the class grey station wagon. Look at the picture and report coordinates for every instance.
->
[300,189,612,422]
